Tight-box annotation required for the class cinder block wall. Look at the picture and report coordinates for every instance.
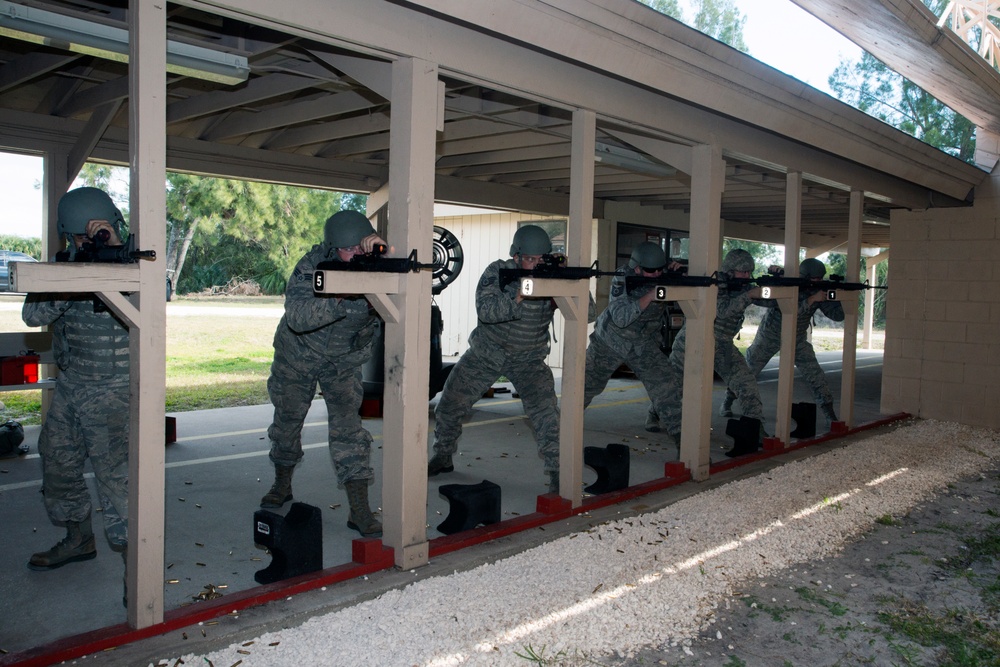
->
[882,165,1000,428]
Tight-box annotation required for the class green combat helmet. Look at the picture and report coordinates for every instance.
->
[509,225,552,256]
[56,187,125,239]
[627,242,666,271]
[799,257,827,279]
[721,248,755,275]
[324,210,376,248]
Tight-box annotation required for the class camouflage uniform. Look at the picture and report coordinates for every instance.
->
[726,288,845,407]
[433,258,585,474]
[23,295,130,550]
[267,243,378,485]
[584,268,679,420]
[655,285,764,435]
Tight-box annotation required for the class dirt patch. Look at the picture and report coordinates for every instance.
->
[618,467,1000,667]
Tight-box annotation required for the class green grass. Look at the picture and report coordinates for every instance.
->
[877,597,1000,666]
[938,520,1000,612]
[0,295,280,424]
[795,586,849,616]
[870,515,1000,666]
[742,595,792,622]
[514,644,603,665]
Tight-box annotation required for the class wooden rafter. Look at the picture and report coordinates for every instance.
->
[938,0,1000,67]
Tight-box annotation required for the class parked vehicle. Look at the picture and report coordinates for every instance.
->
[0,251,38,292]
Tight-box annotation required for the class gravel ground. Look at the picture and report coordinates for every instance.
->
[148,419,999,667]
[621,454,1000,666]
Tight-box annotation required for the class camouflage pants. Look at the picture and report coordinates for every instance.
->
[726,333,835,406]
[433,344,559,473]
[583,335,681,424]
[267,344,373,486]
[716,342,764,420]
[37,374,129,549]
[655,341,763,435]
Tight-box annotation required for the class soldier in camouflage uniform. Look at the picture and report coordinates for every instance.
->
[649,248,767,456]
[719,258,845,424]
[24,187,130,572]
[583,242,681,435]
[428,225,594,493]
[260,210,385,538]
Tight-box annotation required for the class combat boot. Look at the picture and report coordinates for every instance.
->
[719,393,735,418]
[28,516,97,570]
[260,464,294,508]
[644,409,661,433]
[427,453,454,476]
[821,403,838,423]
[345,479,382,537]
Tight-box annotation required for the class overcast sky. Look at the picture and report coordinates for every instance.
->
[0,0,862,239]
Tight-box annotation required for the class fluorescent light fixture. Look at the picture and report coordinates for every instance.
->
[0,0,249,85]
[595,143,677,178]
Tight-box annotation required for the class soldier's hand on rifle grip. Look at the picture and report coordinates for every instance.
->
[85,219,122,246]
[666,260,687,274]
[360,233,389,255]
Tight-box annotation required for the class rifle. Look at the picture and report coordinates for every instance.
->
[52,231,156,313]
[55,231,156,264]
[624,270,719,295]
[313,249,441,292]
[497,254,620,290]
[752,273,887,300]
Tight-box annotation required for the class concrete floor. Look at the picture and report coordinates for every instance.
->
[0,350,889,664]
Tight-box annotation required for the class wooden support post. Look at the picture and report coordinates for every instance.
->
[863,260,876,349]
[39,151,69,417]
[381,57,437,569]
[774,172,803,445]
[681,144,723,481]
[126,0,168,629]
[557,108,595,507]
[839,190,863,427]
[771,287,799,445]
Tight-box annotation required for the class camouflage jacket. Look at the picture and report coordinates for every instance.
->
[273,243,378,366]
[715,286,757,341]
[592,265,666,357]
[22,294,129,377]
[757,289,846,341]
[469,258,597,358]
